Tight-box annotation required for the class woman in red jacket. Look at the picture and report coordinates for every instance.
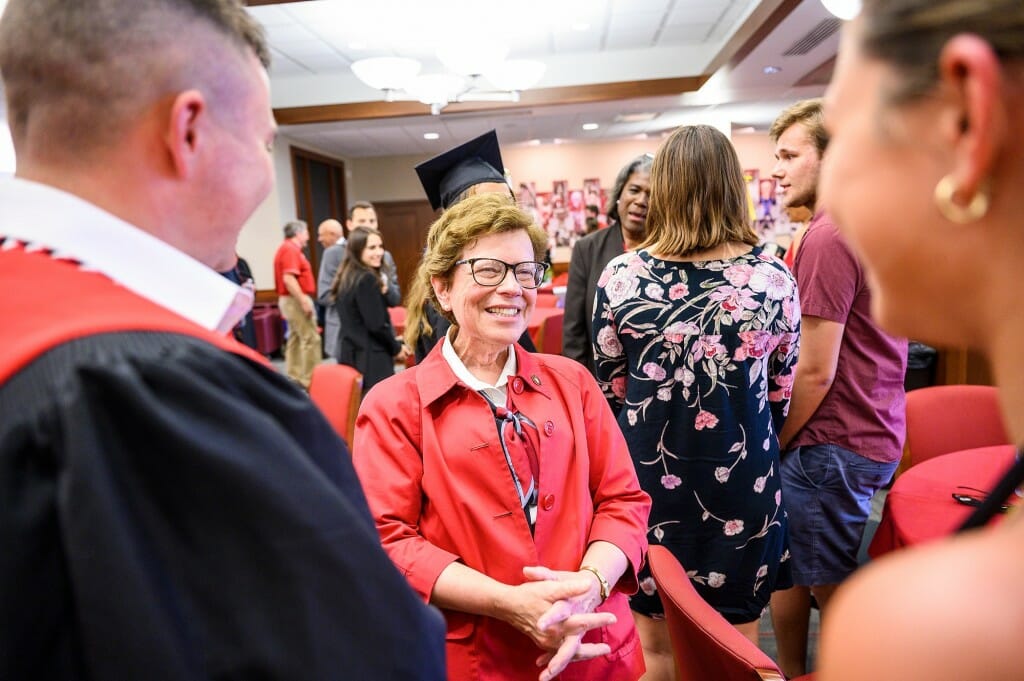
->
[353,193,651,681]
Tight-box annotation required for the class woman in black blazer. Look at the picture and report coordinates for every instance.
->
[562,154,653,375]
[331,227,409,393]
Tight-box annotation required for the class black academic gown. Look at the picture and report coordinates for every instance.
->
[0,245,446,680]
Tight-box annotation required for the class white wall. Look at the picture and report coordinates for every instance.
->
[236,134,352,288]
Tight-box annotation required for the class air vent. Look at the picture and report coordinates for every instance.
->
[782,18,840,56]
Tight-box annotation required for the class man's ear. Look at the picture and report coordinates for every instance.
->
[165,89,207,179]
[937,35,1007,201]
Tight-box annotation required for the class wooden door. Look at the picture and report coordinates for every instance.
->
[372,200,438,301]
[291,147,347,276]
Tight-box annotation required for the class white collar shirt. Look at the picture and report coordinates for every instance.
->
[0,177,251,333]
[441,326,517,405]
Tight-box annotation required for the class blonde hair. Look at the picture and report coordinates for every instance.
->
[403,193,547,349]
[641,125,758,257]
[769,98,828,156]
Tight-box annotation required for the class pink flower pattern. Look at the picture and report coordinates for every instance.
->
[695,410,719,431]
[592,248,800,620]
[661,474,682,490]
[669,282,689,300]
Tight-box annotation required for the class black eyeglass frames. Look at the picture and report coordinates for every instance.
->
[455,258,548,289]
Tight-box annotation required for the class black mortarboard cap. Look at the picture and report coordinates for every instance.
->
[415,129,507,211]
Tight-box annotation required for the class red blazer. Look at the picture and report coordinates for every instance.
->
[354,344,651,681]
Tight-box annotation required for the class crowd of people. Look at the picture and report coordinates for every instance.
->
[2,0,1021,680]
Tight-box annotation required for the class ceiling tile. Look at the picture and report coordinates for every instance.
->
[263,22,317,44]
[605,28,658,50]
[667,4,726,24]
[607,10,664,33]
[657,23,714,44]
[610,0,671,13]
[245,5,294,26]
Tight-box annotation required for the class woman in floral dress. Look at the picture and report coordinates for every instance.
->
[593,125,800,678]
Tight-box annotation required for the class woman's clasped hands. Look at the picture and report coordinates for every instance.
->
[499,565,616,681]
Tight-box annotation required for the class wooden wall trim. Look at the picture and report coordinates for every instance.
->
[254,289,279,303]
[273,76,708,125]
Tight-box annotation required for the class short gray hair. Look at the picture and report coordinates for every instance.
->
[283,220,308,238]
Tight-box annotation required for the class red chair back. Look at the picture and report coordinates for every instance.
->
[904,384,1008,469]
[540,310,563,354]
[648,545,814,681]
[308,363,363,449]
[387,306,407,335]
[535,293,559,308]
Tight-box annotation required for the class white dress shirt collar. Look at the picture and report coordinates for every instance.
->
[0,176,251,333]
[441,326,517,404]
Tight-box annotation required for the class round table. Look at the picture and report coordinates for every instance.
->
[868,444,1018,558]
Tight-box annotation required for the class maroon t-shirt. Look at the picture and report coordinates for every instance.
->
[789,211,907,463]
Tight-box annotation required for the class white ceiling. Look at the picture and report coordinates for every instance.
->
[250,0,840,158]
[0,0,841,167]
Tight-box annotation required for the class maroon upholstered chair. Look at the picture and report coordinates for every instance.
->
[648,545,814,681]
[903,384,1008,471]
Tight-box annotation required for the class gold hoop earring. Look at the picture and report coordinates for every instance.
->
[933,175,990,224]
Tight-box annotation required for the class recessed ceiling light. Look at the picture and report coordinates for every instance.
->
[821,0,861,20]
[614,112,658,123]
[572,22,590,31]
[527,139,542,146]
[582,123,599,131]
[423,132,439,140]
[763,65,782,75]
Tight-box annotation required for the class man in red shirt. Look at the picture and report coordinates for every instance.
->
[274,220,320,389]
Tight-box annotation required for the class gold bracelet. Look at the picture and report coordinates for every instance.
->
[579,565,610,602]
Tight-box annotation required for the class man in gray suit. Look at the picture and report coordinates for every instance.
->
[316,218,346,359]
[318,203,400,359]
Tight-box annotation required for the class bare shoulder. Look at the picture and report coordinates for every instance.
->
[819,519,1024,681]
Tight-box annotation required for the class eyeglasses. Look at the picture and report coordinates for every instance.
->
[455,258,548,289]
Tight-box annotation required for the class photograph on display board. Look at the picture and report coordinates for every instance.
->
[547,181,576,248]
[743,168,760,227]
[551,179,568,206]
[583,178,608,229]
[755,177,779,236]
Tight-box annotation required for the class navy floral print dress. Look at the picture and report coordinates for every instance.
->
[593,247,800,623]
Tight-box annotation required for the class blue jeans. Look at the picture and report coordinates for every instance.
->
[780,443,896,585]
